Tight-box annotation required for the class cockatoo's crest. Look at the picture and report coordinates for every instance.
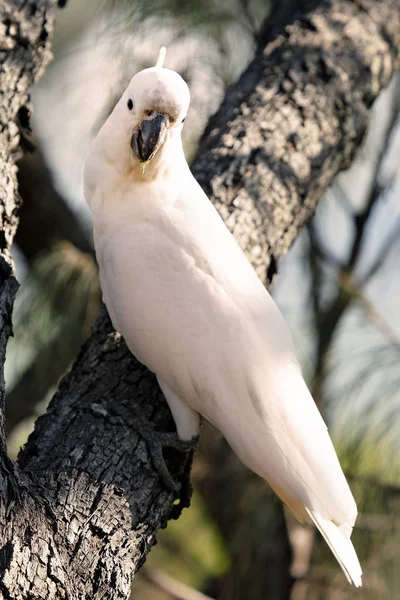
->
[155,46,166,68]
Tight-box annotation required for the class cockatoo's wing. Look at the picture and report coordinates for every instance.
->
[93,173,361,586]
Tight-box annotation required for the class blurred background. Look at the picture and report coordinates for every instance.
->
[5,0,400,598]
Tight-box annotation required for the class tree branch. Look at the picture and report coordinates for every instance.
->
[1,0,399,598]
[142,568,216,600]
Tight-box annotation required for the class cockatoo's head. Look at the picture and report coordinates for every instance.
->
[127,66,190,167]
[92,48,190,180]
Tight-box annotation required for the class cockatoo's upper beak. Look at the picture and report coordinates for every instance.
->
[131,113,168,163]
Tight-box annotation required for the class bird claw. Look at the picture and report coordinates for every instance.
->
[148,431,199,492]
[157,431,199,454]
[133,422,198,492]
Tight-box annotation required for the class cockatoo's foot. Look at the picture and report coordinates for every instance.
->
[148,431,199,492]
[134,422,199,492]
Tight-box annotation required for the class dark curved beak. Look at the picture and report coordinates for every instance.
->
[131,113,168,163]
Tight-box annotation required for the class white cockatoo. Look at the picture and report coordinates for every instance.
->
[84,48,362,586]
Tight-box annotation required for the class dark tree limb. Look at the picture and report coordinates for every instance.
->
[0,1,399,599]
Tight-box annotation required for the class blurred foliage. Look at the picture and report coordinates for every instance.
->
[296,476,400,599]
[136,491,230,594]
[6,242,99,389]
[6,242,100,455]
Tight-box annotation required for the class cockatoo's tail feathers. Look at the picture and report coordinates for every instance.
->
[155,47,166,68]
[306,509,362,587]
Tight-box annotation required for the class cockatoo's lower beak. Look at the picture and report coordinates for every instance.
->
[131,113,168,163]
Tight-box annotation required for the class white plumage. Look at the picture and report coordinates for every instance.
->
[84,53,362,586]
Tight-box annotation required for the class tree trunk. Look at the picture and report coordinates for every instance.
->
[0,0,399,598]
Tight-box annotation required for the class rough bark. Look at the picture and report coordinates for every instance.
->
[0,1,399,599]
[193,0,400,280]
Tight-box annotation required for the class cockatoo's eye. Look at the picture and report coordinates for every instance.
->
[127,99,134,111]
[182,116,186,123]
